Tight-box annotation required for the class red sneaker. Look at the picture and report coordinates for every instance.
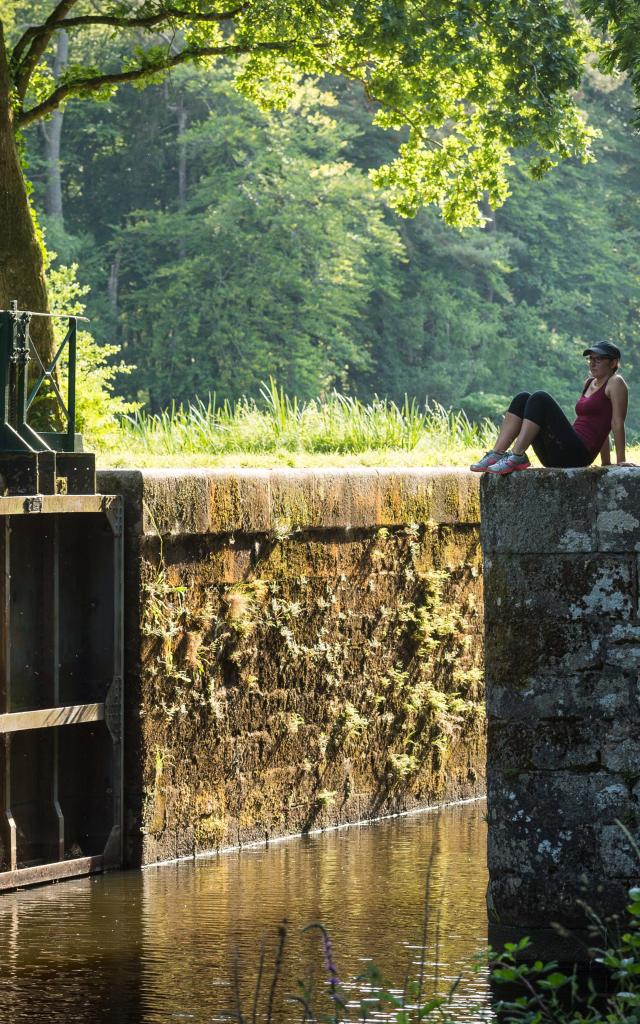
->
[470,450,506,472]
[486,452,530,475]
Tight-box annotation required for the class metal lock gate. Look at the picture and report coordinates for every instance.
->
[0,305,123,891]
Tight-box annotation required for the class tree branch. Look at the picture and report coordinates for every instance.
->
[12,0,81,97]
[16,39,291,127]
[331,59,443,143]
[12,2,247,80]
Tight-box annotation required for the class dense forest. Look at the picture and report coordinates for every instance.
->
[16,14,640,431]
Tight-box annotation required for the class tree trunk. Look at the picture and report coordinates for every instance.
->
[176,94,188,260]
[177,103,188,207]
[0,21,58,424]
[42,31,68,223]
[108,251,120,318]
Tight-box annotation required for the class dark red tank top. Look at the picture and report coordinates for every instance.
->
[573,378,612,456]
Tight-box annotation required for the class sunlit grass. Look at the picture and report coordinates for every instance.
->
[99,380,496,468]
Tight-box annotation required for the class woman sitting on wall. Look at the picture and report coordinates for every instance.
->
[471,343,633,476]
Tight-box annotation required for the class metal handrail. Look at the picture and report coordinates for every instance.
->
[0,300,87,453]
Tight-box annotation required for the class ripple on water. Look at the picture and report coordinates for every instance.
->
[0,799,491,1023]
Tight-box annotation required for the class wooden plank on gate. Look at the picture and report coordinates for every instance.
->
[0,495,108,516]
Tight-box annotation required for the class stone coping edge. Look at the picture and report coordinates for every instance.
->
[480,465,640,553]
[97,466,480,537]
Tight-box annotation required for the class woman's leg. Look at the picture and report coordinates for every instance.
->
[512,391,591,467]
[512,417,541,455]
[471,392,534,471]
[494,392,530,451]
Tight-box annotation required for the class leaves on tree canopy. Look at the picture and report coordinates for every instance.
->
[3,0,596,224]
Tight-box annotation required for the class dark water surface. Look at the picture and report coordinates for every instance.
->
[0,799,490,1023]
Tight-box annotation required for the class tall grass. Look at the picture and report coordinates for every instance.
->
[118,380,495,457]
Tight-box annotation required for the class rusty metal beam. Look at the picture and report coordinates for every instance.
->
[0,703,104,733]
[0,854,104,892]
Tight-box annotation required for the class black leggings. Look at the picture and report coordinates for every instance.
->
[508,391,593,468]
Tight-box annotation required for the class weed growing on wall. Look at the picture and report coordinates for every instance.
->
[137,508,485,851]
[141,550,227,721]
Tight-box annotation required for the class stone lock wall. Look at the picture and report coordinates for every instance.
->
[482,469,640,958]
[98,468,486,866]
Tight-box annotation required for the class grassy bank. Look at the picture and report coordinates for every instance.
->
[97,446,491,469]
[97,384,496,468]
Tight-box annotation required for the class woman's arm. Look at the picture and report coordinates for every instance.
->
[600,437,611,466]
[606,376,629,464]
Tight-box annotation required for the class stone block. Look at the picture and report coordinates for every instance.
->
[141,471,214,535]
[484,553,635,624]
[255,534,367,581]
[308,469,381,530]
[487,809,638,928]
[604,623,640,669]
[378,469,480,527]
[600,825,640,878]
[487,671,632,720]
[487,867,628,930]
[485,618,606,691]
[597,470,640,552]
[488,769,634,828]
[481,470,598,554]
[488,718,602,771]
[269,470,335,533]
[431,526,483,575]
[488,821,598,880]
[208,470,272,534]
[593,781,635,820]
[600,733,640,773]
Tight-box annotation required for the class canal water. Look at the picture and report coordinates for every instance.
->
[0,799,490,1023]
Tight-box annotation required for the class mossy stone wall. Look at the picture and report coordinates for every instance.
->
[482,468,640,961]
[98,468,485,866]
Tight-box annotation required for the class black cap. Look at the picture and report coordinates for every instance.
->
[583,342,621,360]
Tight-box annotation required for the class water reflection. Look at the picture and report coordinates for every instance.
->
[0,799,490,1023]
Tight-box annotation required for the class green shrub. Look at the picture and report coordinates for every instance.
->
[46,256,138,447]
[490,885,640,1024]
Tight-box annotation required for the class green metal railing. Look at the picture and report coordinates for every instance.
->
[0,301,87,453]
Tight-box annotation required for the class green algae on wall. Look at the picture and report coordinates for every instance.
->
[98,468,485,865]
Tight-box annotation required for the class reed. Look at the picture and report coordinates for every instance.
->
[225,882,640,1023]
[116,379,495,459]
